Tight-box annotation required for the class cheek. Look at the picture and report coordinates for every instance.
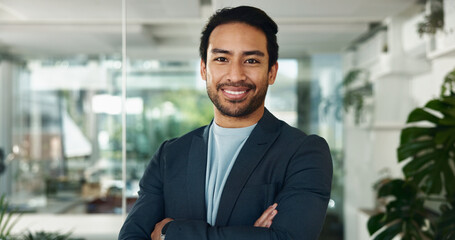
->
[245,66,268,76]
[205,72,218,87]
[206,67,223,82]
[247,71,269,85]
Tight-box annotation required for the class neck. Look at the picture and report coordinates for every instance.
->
[214,106,264,128]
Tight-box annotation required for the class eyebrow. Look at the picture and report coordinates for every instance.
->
[211,48,265,57]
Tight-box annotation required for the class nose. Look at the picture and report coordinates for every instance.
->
[227,61,246,82]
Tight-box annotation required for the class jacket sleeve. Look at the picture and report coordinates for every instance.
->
[118,141,168,240]
[165,135,333,240]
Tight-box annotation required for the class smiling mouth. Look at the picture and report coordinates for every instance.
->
[224,90,247,95]
[221,88,251,101]
[217,83,255,101]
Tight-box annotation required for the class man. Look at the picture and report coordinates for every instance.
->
[119,6,332,240]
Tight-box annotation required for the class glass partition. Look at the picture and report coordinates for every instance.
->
[3,58,126,214]
[123,59,214,212]
[0,3,125,239]
[0,1,343,239]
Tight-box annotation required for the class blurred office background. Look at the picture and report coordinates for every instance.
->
[0,0,454,239]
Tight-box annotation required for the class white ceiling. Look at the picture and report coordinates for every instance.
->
[0,0,416,60]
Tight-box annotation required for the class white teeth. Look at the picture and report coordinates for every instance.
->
[225,90,246,95]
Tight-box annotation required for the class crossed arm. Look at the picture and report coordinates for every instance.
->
[151,203,279,240]
[119,135,332,240]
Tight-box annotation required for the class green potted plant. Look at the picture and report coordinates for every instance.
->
[417,0,444,37]
[21,231,78,240]
[368,68,455,239]
[0,195,21,240]
[321,69,373,125]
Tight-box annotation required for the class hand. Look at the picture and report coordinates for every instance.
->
[254,203,278,228]
[151,218,174,240]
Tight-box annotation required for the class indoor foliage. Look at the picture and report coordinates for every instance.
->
[417,0,444,37]
[368,68,455,239]
[321,69,372,125]
[21,231,75,240]
[0,195,20,240]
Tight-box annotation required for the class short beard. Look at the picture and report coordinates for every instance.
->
[207,82,268,118]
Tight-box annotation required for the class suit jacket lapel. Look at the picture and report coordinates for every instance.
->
[186,124,210,220]
[215,109,281,226]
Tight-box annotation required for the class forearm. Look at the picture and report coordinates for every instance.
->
[163,135,331,240]
[164,219,288,240]
[118,141,168,240]
[118,192,164,240]
[154,203,279,240]
[163,193,328,240]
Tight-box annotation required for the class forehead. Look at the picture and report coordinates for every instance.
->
[208,22,268,53]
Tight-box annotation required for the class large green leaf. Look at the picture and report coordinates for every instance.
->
[440,108,455,119]
[402,151,437,176]
[368,213,386,235]
[425,99,450,112]
[426,99,455,119]
[402,218,425,239]
[398,97,455,196]
[407,108,440,124]
[370,69,455,240]
[397,139,434,161]
[434,202,455,240]
[441,96,455,106]
[435,128,455,145]
[373,222,402,240]
[438,117,455,126]
[400,127,435,146]
[377,179,417,199]
[410,165,434,190]
[368,179,433,239]
[442,166,455,196]
[422,170,442,194]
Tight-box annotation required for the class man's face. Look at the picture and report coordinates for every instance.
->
[201,22,278,118]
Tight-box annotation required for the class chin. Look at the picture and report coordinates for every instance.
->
[217,104,260,118]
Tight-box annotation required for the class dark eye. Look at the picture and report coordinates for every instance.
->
[215,57,227,62]
[245,59,259,64]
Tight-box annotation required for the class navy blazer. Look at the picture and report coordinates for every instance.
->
[119,109,333,240]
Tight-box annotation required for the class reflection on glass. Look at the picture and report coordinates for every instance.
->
[124,60,213,212]
[2,56,342,231]
[3,58,217,215]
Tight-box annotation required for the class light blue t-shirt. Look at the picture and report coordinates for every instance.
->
[205,122,256,226]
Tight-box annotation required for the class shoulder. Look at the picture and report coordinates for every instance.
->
[276,123,333,187]
[259,109,329,150]
[278,121,307,139]
[161,124,208,151]
[286,124,329,153]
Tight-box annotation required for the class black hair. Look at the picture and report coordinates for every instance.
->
[199,6,279,69]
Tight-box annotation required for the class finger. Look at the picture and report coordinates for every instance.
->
[254,203,278,227]
[151,218,174,240]
[256,210,277,228]
[266,209,278,224]
[254,204,276,226]
[265,209,278,226]
[270,209,277,220]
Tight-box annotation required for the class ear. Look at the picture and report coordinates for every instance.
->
[200,59,207,81]
[268,62,278,85]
